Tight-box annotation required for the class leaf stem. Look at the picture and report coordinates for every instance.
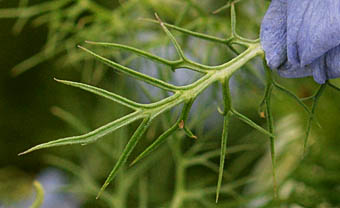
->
[262,60,277,198]
[303,84,326,153]
[78,45,181,92]
[97,117,152,199]
[216,78,231,202]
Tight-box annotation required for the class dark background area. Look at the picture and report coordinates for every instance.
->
[0,2,57,172]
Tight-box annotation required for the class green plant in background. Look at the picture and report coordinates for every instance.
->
[0,0,196,81]
[2,0,340,207]
[30,181,44,208]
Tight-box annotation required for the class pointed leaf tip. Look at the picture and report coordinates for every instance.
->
[154,13,164,27]
[77,45,85,50]
[96,190,103,200]
[18,146,37,156]
[129,160,137,167]
[18,152,25,156]
[84,40,96,44]
[154,12,159,20]
[95,118,151,197]
[53,77,62,82]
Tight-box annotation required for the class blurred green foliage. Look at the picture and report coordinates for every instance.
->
[1,0,340,208]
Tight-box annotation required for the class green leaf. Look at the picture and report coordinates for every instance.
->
[85,41,181,67]
[303,84,326,154]
[228,3,259,46]
[231,109,274,137]
[212,0,244,14]
[141,18,227,44]
[97,117,152,199]
[55,78,146,110]
[328,82,340,92]
[130,122,178,166]
[264,85,277,198]
[19,111,143,155]
[85,40,209,73]
[78,45,180,92]
[273,82,310,114]
[216,112,230,202]
[216,79,232,202]
[262,59,277,197]
[154,13,186,60]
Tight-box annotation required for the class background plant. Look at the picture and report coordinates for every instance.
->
[1,0,340,208]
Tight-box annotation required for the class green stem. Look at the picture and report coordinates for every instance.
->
[170,144,186,208]
[263,60,277,198]
[30,181,44,208]
[328,82,340,92]
[265,85,277,198]
[216,78,232,202]
[142,18,227,44]
[303,84,326,153]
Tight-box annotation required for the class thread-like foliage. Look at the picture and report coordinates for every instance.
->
[19,7,272,199]
[8,1,336,206]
